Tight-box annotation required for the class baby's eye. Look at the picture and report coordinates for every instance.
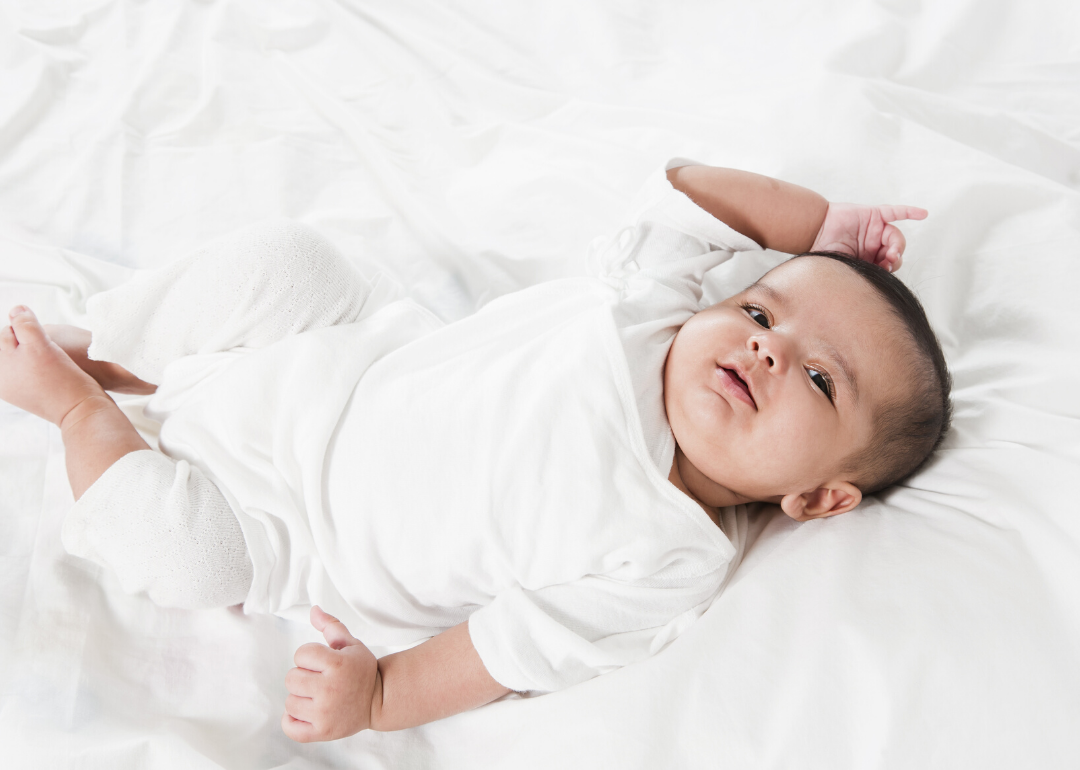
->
[807,367,834,401]
[743,305,770,328]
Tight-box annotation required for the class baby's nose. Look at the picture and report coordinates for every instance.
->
[748,336,787,372]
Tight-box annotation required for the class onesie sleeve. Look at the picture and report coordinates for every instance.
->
[467,564,730,695]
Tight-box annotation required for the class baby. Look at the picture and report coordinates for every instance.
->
[0,159,950,740]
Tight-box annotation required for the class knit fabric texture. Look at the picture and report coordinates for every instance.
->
[85,219,375,385]
[67,219,377,608]
[62,449,253,609]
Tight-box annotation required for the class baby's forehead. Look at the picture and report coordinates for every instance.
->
[753,254,865,293]
[742,256,888,314]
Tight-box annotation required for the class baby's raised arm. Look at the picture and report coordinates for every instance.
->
[282,606,510,741]
[666,165,926,271]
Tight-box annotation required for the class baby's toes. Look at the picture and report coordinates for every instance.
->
[9,306,48,347]
[0,324,15,352]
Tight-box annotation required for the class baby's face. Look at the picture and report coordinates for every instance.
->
[664,256,909,506]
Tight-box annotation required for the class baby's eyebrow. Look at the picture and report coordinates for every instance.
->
[827,345,860,405]
[748,281,783,305]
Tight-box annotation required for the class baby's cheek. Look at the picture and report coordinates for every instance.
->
[671,387,727,457]
[760,414,837,490]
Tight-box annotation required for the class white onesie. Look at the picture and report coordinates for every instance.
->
[65,160,764,695]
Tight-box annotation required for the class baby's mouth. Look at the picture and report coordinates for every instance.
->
[718,366,756,408]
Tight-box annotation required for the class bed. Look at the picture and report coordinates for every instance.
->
[2,1,1078,767]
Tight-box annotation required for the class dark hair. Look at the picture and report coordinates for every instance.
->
[792,251,953,495]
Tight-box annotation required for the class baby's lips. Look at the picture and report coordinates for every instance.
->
[717,365,757,409]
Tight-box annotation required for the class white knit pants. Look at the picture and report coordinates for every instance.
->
[62,220,380,609]
[64,450,256,609]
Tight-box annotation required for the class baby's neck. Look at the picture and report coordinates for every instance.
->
[668,446,758,523]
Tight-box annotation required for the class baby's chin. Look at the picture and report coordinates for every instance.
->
[672,447,753,508]
[675,440,803,509]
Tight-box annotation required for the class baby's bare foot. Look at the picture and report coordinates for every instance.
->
[43,323,158,395]
[0,306,110,426]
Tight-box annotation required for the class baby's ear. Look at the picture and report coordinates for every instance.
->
[780,482,862,522]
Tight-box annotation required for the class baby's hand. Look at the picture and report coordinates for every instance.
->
[282,606,380,742]
[811,203,928,272]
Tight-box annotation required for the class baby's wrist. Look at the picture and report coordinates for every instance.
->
[366,668,385,731]
[809,202,832,252]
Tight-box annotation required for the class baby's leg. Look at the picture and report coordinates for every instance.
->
[86,220,379,385]
[1,306,251,608]
[0,306,150,499]
[64,449,252,609]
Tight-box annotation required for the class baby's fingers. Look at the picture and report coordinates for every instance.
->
[311,605,362,650]
[879,223,906,272]
[282,712,320,743]
[285,693,319,724]
[285,666,320,697]
[294,641,336,671]
[879,205,928,223]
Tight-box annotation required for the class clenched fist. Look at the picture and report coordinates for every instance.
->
[282,606,380,742]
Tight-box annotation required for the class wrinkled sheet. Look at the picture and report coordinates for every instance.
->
[1,1,1079,767]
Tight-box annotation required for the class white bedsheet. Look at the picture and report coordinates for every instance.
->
[1,1,1078,767]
